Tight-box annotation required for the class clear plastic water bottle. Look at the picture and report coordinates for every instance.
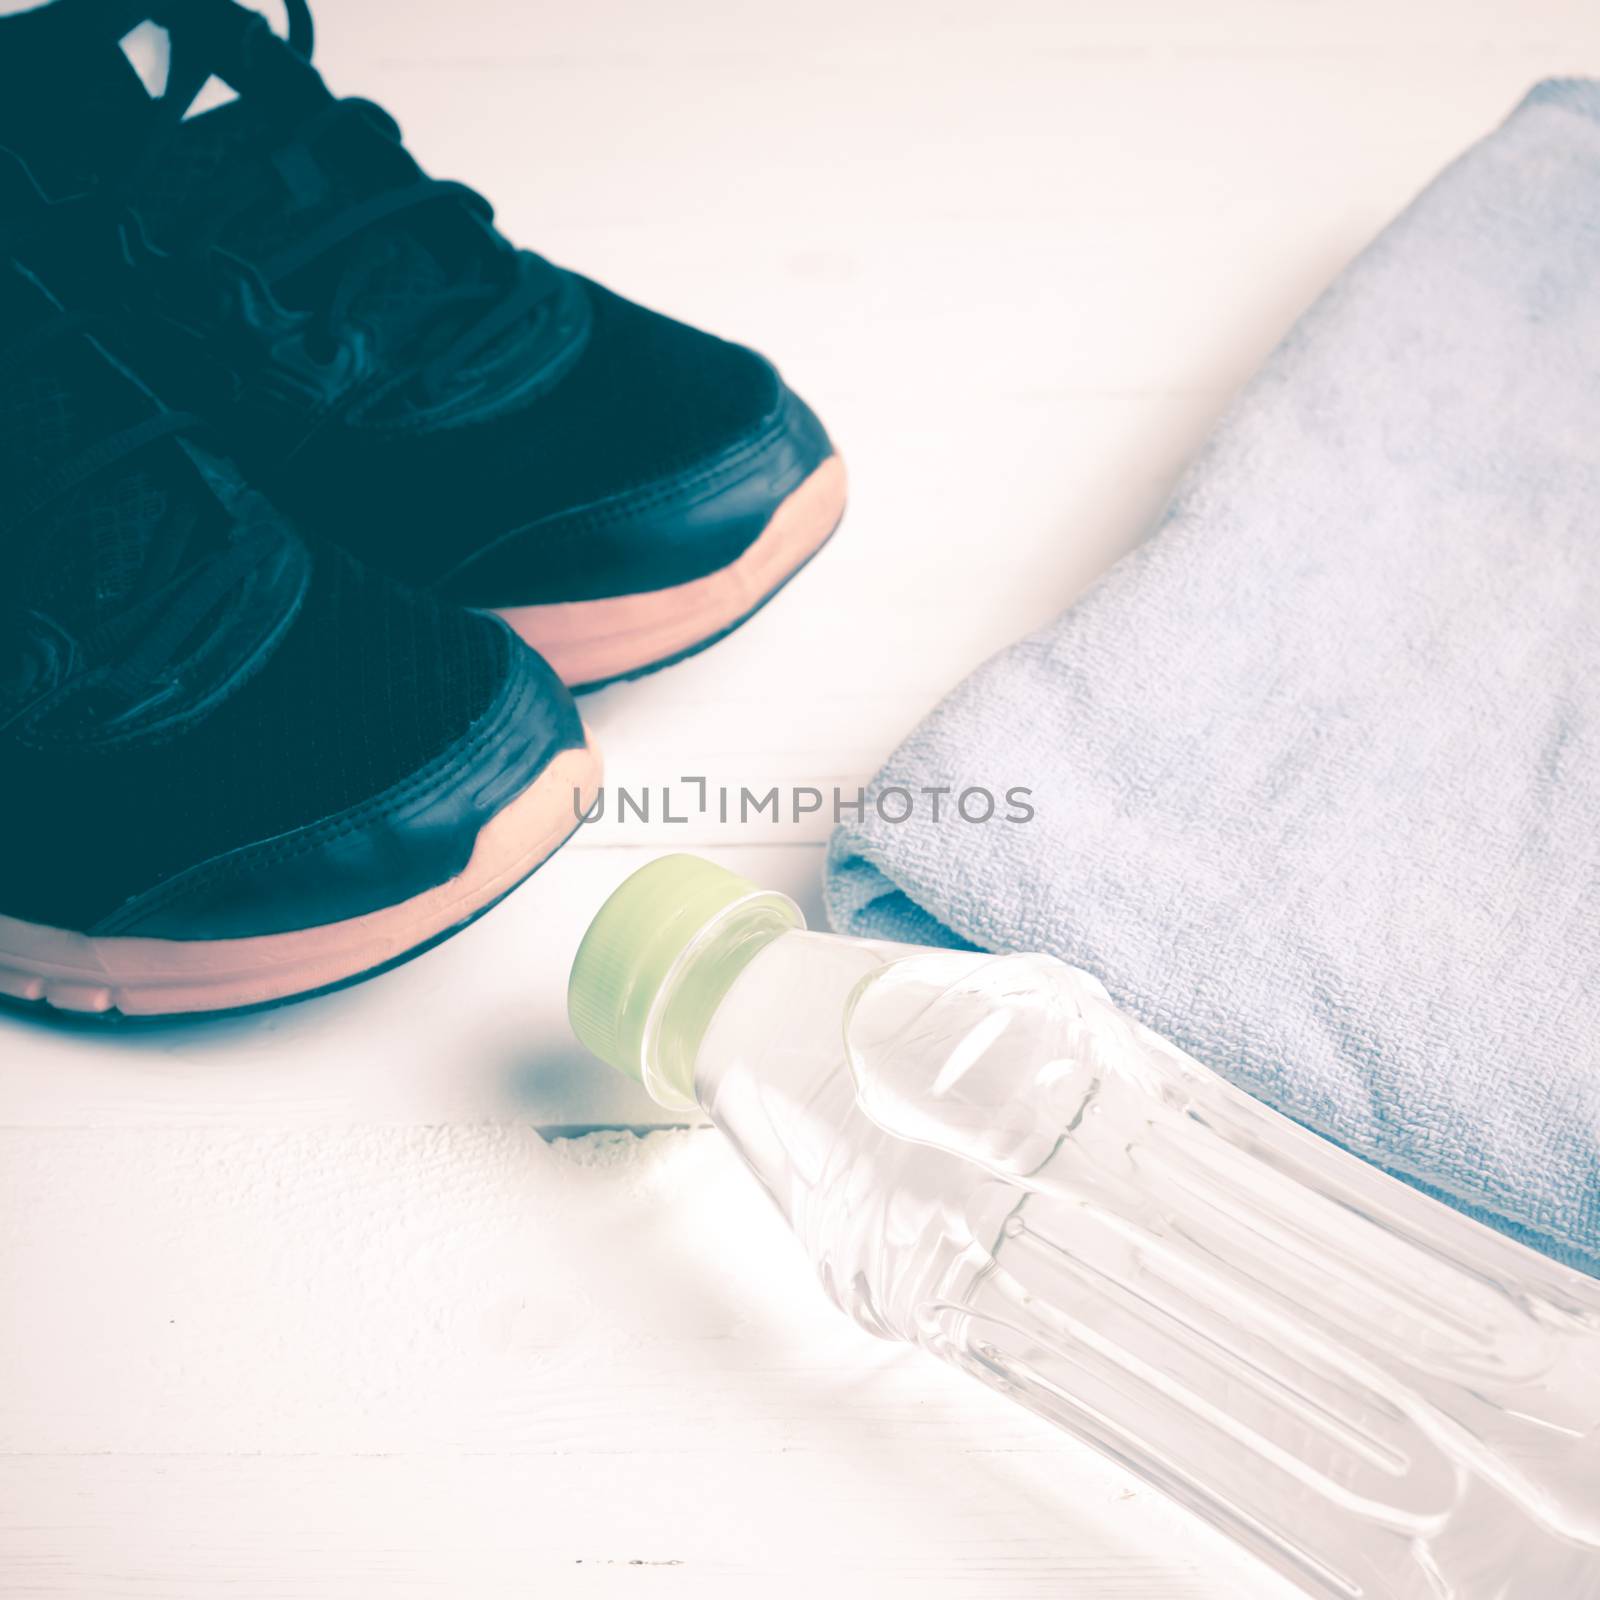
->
[567,855,1600,1599]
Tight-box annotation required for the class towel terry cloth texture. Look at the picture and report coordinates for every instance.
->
[826,81,1600,1275]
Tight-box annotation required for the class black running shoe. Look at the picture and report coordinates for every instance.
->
[0,245,599,1019]
[0,0,847,691]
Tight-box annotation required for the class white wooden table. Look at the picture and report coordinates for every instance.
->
[3,2,1595,1593]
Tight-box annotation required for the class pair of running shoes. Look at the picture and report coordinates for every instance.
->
[0,0,845,1019]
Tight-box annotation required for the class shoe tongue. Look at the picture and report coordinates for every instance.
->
[120,13,522,398]
[0,267,189,634]
[139,95,488,371]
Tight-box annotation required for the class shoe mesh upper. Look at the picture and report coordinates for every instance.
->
[0,288,176,628]
[3,541,512,931]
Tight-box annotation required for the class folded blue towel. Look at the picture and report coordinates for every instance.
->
[827,81,1600,1275]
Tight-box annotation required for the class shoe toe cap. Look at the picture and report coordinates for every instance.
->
[94,633,586,941]
[439,376,837,608]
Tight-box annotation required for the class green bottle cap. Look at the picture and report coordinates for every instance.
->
[567,854,801,1092]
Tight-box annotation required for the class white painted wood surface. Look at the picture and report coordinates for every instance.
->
[3,1,1597,1594]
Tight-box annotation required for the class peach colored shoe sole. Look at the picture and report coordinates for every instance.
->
[0,742,602,1020]
[495,455,847,690]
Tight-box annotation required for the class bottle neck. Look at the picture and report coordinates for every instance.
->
[639,895,804,1110]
